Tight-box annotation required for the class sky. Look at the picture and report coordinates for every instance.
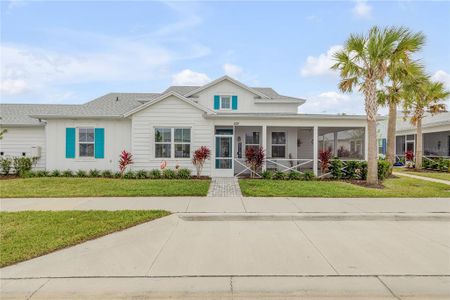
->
[1,0,450,115]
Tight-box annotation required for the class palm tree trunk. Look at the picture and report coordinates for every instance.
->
[365,79,378,185]
[386,101,397,173]
[415,118,423,169]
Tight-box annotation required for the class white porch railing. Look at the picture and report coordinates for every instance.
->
[265,158,313,174]
[234,158,314,177]
[318,159,365,179]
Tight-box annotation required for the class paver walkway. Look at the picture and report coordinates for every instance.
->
[207,177,242,197]
[393,171,450,185]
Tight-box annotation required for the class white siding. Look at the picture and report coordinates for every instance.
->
[0,127,46,170]
[131,95,213,175]
[45,119,131,171]
[193,80,299,113]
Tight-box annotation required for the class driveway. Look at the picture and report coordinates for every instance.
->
[2,208,450,299]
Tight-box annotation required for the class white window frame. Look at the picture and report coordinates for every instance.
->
[78,127,95,158]
[220,95,232,110]
[245,131,260,153]
[154,127,191,159]
[271,131,287,158]
[174,128,191,159]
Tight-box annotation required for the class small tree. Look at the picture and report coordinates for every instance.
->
[319,149,332,174]
[245,146,265,178]
[119,150,133,177]
[192,146,211,177]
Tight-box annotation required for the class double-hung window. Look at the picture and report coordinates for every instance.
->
[155,128,191,158]
[245,132,260,153]
[155,128,171,158]
[220,96,231,110]
[271,132,286,158]
[174,128,191,158]
[79,128,95,157]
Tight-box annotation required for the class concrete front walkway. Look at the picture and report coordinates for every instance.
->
[394,171,450,185]
[2,196,450,213]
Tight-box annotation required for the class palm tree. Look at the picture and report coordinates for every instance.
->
[378,61,424,173]
[403,77,450,169]
[332,26,415,185]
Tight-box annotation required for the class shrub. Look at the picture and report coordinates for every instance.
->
[422,158,431,169]
[89,169,101,177]
[287,171,301,180]
[261,170,273,180]
[377,160,391,181]
[319,149,332,174]
[0,157,12,175]
[119,150,133,177]
[50,169,61,177]
[148,169,161,179]
[113,171,122,179]
[62,169,74,177]
[177,168,191,179]
[405,150,414,161]
[12,157,35,176]
[36,170,49,177]
[162,169,177,179]
[21,170,35,178]
[135,169,148,179]
[329,159,343,179]
[302,170,315,181]
[345,160,360,179]
[359,161,368,180]
[123,170,136,179]
[245,146,265,178]
[101,170,113,178]
[272,171,286,180]
[76,170,87,177]
[192,146,211,177]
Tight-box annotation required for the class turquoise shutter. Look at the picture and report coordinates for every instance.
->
[382,138,387,154]
[214,95,220,110]
[232,95,238,110]
[65,128,76,158]
[94,128,105,159]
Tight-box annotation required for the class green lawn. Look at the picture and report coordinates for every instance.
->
[239,177,450,197]
[0,210,170,267]
[394,167,450,181]
[0,178,210,198]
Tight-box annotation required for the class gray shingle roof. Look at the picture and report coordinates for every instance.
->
[1,82,305,126]
[396,111,450,132]
[0,93,161,126]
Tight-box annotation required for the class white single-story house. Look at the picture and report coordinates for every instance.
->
[377,112,450,159]
[1,76,369,177]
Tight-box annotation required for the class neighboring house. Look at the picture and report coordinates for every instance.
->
[377,112,450,158]
[0,76,368,177]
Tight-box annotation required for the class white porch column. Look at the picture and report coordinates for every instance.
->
[262,125,267,171]
[364,124,369,161]
[313,125,318,176]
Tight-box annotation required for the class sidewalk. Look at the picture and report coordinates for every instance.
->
[1,196,450,213]
[393,171,450,185]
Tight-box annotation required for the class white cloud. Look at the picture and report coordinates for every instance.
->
[300,45,343,77]
[171,69,211,86]
[223,63,243,78]
[352,0,373,19]
[0,79,29,95]
[431,70,450,89]
[299,91,365,114]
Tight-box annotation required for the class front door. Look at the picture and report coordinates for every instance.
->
[214,127,234,177]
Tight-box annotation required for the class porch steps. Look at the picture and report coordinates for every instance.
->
[207,177,243,197]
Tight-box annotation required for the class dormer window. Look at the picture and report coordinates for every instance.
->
[220,96,231,110]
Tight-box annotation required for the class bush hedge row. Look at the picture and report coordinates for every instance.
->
[422,158,450,172]
[329,159,391,181]
[260,170,315,181]
[9,168,194,180]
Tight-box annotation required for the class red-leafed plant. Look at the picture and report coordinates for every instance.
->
[192,146,211,177]
[405,150,414,161]
[245,146,265,178]
[319,148,332,174]
[119,150,133,177]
